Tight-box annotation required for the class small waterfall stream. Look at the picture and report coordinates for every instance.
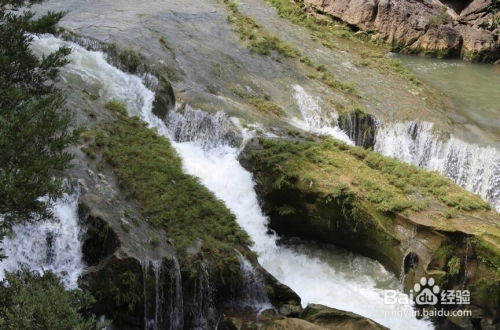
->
[31,35,434,329]
[142,258,184,330]
[375,121,500,211]
[0,193,84,289]
[235,252,272,311]
[291,85,353,145]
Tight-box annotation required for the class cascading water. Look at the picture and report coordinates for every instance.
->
[0,193,84,289]
[235,252,272,311]
[162,109,433,329]
[167,257,184,330]
[33,35,434,329]
[189,262,214,330]
[291,85,353,145]
[374,121,500,211]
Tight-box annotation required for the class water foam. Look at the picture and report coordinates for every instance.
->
[0,193,84,289]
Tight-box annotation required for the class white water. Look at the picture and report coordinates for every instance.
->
[235,252,272,311]
[375,121,500,211]
[33,35,433,329]
[0,193,84,289]
[291,85,354,145]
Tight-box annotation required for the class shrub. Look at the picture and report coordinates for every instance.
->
[0,270,96,329]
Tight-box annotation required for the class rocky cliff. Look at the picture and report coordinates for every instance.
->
[299,0,499,62]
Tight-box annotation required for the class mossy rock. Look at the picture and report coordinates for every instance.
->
[301,304,389,330]
[241,137,500,321]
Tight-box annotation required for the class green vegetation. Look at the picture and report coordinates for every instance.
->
[224,0,299,57]
[428,7,450,27]
[106,43,145,73]
[92,104,251,276]
[248,137,490,215]
[0,0,78,245]
[447,256,461,276]
[0,270,96,329]
[231,87,285,116]
[264,0,420,84]
[109,270,142,313]
[222,0,354,93]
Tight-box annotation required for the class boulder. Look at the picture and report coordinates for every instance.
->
[457,25,500,61]
[301,304,389,330]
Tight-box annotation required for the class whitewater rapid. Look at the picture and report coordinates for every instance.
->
[31,35,433,329]
[0,193,84,289]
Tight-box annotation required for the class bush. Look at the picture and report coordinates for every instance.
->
[0,270,96,329]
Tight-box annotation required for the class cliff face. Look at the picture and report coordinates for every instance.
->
[300,0,499,62]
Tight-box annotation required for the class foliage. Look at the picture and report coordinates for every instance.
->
[96,108,251,276]
[447,256,461,276]
[0,270,96,329]
[0,0,78,235]
[110,271,142,313]
[248,137,490,215]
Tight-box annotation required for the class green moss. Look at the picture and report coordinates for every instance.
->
[224,0,299,58]
[248,137,490,215]
[105,100,127,115]
[106,44,145,73]
[447,256,461,276]
[110,270,142,312]
[98,110,251,277]
[231,87,285,116]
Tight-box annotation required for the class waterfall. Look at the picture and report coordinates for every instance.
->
[33,35,434,329]
[291,85,354,145]
[165,106,238,149]
[189,263,214,330]
[235,252,272,311]
[152,260,164,329]
[163,110,432,329]
[167,257,184,330]
[142,258,184,330]
[0,193,84,289]
[374,121,500,211]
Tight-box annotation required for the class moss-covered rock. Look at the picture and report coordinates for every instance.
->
[301,304,389,330]
[338,108,377,148]
[241,137,500,324]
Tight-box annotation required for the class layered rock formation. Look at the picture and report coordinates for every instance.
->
[299,0,500,61]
